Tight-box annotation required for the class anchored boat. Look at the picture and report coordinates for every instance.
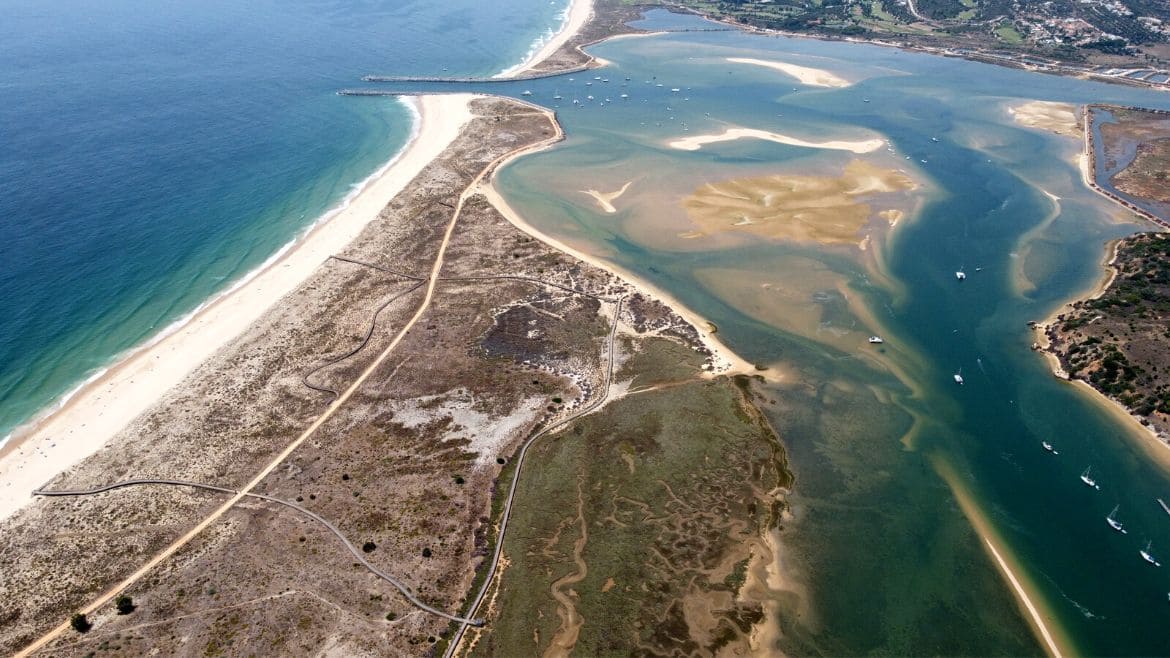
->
[1106,505,1127,533]
[1081,466,1100,490]
[1141,541,1161,567]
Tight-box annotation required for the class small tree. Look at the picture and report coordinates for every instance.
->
[115,595,135,615]
[70,613,91,633]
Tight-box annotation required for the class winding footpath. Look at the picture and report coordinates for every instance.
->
[18,101,570,658]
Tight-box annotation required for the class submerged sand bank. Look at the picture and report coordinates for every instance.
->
[669,127,884,154]
[728,56,852,88]
[0,94,476,522]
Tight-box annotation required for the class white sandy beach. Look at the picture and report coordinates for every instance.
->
[728,56,852,88]
[0,94,475,522]
[669,127,884,154]
[0,0,602,524]
[499,0,594,77]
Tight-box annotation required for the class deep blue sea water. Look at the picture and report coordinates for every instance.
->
[0,0,572,441]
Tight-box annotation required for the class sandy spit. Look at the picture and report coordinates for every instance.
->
[0,94,476,522]
[669,127,884,154]
[480,179,760,379]
[728,56,851,88]
[500,0,595,78]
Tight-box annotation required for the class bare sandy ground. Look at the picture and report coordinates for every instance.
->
[1007,101,1080,137]
[0,94,475,522]
[669,127,884,154]
[728,56,852,88]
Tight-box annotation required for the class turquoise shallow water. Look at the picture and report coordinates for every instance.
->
[0,0,572,441]
[378,9,1170,654]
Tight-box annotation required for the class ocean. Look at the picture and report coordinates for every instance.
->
[0,0,573,443]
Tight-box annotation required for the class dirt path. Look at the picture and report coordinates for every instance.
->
[15,101,558,657]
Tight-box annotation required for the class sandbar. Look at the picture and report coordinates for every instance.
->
[669,127,884,154]
[0,94,475,522]
[1008,101,1080,137]
[728,56,851,88]
[682,159,916,245]
[580,180,632,213]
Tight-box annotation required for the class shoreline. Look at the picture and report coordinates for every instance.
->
[0,0,597,523]
[0,94,475,522]
[497,0,594,78]
[480,180,761,379]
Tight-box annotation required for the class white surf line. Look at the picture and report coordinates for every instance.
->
[984,539,1063,658]
[668,127,884,154]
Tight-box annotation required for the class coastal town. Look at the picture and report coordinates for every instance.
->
[668,0,1170,89]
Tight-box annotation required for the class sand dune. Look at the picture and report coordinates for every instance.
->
[728,57,851,88]
[669,127,884,154]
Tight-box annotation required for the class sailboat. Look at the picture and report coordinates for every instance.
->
[1106,505,1127,533]
[552,89,562,100]
[1081,466,1100,490]
[955,269,967,281]
[1141,541,1161,566]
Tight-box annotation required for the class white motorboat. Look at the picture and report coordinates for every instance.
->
[868,336,884,344]
[954,368,964,385]
[955,270,966,280]
[1041,441,1058,455]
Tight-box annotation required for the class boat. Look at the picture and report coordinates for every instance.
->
[521,90,532,96]
[1141,541,1162,566]
[1081,466,1100,490]
[586,95,594,101]
[1159,498,1170,517]
[868,336,884,344]
[955,270,967,280]
[553,90,562,100]
[1041,441,1059,455]
[1106,505,1127,533]
[671,88,681,92]
[953,369,964,385]
[863,98,872,103]
[931,137,940,142]
[620,93,629,99]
